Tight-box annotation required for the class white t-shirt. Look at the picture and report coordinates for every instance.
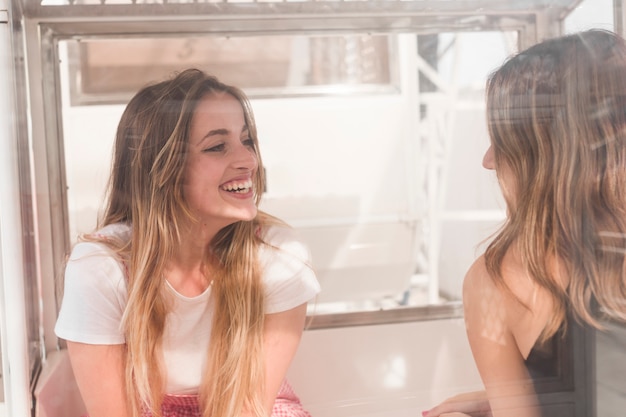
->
[55,222,320,394]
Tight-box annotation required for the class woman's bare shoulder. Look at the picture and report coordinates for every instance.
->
[462,255,500,303]
[463,251,553,358]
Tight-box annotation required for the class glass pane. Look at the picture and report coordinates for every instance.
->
[60,31,514,316]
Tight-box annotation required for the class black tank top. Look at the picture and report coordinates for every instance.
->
[524,316,582,417]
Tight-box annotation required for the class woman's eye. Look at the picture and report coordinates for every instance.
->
[243,138,255,148]
[203,143,225,153]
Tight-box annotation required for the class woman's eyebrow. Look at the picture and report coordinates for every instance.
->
[200,128,229,143]
[199,125,249,144]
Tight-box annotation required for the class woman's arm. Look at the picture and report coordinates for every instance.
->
[424,390,491,417]
[425,255,543,417]
[258,302,308,415]
[462,256,540,417]
[67,341,130,417]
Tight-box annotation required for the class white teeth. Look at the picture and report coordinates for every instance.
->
[222,179,253,192]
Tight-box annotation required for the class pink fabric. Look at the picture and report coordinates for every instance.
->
[141,394,200,417]
[271,380,312,417]
[130,380,309,417]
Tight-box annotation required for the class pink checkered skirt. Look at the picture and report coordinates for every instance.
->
[138,380,311,417]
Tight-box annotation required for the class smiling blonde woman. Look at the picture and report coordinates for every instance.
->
[55,69,320,417]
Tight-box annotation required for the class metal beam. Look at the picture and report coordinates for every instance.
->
[0,2,35,416]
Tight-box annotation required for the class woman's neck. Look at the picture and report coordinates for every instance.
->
[165,222,217,297]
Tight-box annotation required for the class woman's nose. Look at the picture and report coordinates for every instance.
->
[233,143,258,170]
[482,145,495,170]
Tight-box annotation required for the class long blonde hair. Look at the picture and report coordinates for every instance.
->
[484,29,626,340]
[92,69,271,416]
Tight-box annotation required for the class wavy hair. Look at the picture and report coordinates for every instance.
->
[484,29,626,340]
[93,69,271,417]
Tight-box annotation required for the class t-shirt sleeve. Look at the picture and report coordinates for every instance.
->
[261,226,321,314]
[54,242,128,345]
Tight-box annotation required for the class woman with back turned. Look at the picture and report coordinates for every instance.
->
[425,29,626,417]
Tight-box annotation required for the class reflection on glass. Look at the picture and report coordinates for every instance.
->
[68,35,397,105]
